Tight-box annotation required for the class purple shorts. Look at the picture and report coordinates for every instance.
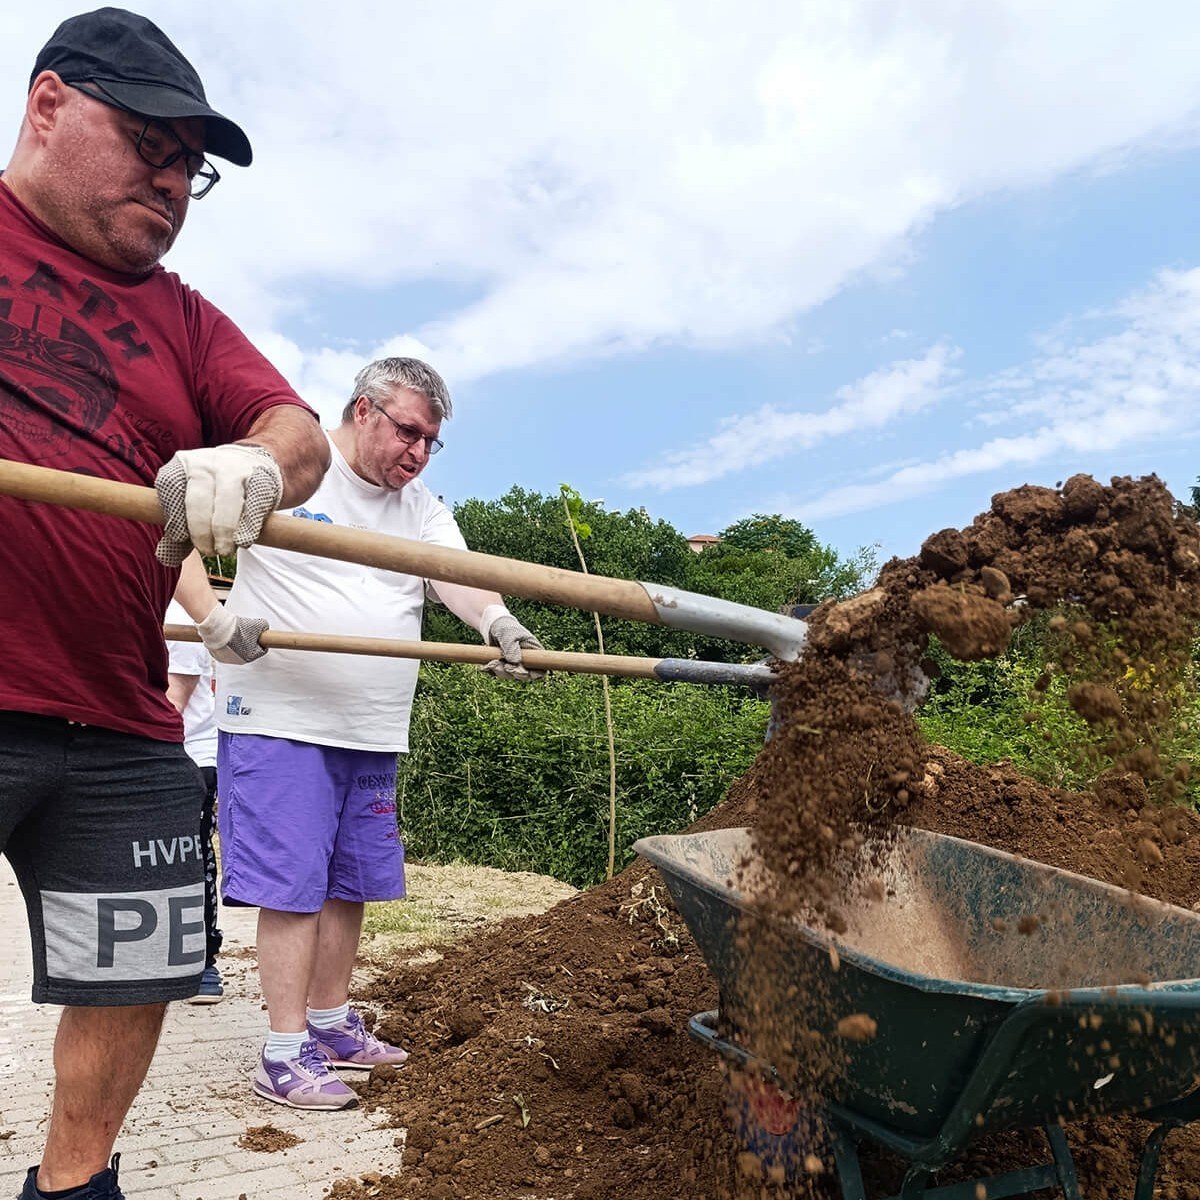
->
[217,732,405,912]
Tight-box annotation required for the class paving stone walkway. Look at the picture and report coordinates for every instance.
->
[0,859,403,1200]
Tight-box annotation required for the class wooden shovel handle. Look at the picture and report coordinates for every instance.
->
[164,624,661,678]
[1,459,654,613]
[0,459,807,660]
[162,625,776,691]
[162,624,777,691]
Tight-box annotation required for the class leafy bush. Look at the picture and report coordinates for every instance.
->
[396,665,769,886]
[917,623,1097,789]
[919,618,1200,796]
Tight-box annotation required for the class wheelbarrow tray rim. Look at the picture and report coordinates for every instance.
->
[633,825,1200,1002]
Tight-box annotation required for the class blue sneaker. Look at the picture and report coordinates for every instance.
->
[20,1153,124,1199]
[186,964,224,1005]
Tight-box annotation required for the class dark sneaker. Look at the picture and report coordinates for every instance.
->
[19,1153,124,1200]
[308,1009,409,1069]
[252,1039,357,1110]
[186,964,224,1005]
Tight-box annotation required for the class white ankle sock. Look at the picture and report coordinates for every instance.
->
[264,1030,307,1062]
[307,1003,350,1029]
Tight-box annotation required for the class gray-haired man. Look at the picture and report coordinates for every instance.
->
[189,357,542,1109]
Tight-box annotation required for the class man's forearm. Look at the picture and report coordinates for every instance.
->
[173,550,221,621]
[435,582,507,635]
[166,672,199,714]
[242,404,330,507]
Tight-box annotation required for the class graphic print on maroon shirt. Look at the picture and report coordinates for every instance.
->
[0,183,315,740]
[0,289,117,451]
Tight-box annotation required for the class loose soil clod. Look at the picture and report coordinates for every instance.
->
[237,1125,303,1153]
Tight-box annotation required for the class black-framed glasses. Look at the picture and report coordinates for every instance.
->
[72,81,221,199]
[132,120,221,199]
[367,399,444,455]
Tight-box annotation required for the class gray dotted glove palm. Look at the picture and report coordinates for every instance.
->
[155,444,283,567]
[483,614,546,682]
[196,604,269,665]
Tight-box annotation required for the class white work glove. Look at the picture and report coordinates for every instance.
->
[196,604,269,665]
[154,444,283,567]
[481,609,545,682]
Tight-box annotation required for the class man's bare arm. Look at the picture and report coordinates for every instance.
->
[433,582,507,633]
[240,404,330,508]
[433,581,545,681]
[166,671,200,714]
[173,550,222,622]
[171,549,268,665]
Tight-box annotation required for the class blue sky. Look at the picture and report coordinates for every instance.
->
[8,2,1200,568]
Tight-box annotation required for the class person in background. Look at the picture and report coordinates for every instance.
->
[194,357,544,1111]
[165,591,223,1004]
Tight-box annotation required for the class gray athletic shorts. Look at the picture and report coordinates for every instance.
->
[0,712,208,1006]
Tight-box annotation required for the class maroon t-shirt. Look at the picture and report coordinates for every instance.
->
[0,183,316,741]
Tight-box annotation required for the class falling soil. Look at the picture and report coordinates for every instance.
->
[237,1124,303,1153]
[331,474,1200,1200]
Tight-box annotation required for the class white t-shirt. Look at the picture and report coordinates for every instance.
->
[165,599,218,768]
[215,435,469,751]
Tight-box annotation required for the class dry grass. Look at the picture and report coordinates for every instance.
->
[358,860,576,962]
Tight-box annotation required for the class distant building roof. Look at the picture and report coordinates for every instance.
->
[686,534,722,553]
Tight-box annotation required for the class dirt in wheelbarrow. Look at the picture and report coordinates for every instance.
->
[330,474,1200,1200]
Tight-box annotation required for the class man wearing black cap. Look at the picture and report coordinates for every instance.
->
[0,9,329,1200]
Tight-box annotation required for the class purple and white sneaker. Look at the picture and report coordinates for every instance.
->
[308,1009,409,1069]
[252,1039,357,1110]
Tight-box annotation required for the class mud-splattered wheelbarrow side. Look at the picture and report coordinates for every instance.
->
[634,826,1200,1200]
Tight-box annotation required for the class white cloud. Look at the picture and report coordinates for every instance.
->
[4,2,1200,388]
[622,342,959,489]
[796,268,1200,519]
[248,330,440,425]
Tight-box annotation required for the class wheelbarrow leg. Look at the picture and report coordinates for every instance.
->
[898,1164,930,1199]
[1045,1125,1082,1200]
[826,1120,868,1200]
[1134,1120,1184,1200]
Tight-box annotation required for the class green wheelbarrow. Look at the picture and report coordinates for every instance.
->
[634,826,1200,1200]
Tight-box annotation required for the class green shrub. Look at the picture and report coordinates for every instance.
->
[919,619,1200,796]
[396,665,769,885]
[918,631,1096,789]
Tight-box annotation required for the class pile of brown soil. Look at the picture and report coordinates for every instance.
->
[334,780,760,1200]
[334,749,1200,1200]
[908,747,1200,907]
[331,474,1200,1199]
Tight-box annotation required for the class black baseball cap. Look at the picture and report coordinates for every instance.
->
[31,7,252,166]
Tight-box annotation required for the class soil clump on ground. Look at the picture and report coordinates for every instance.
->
[332,474,1200,1199]
[236,1124,303,1153]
